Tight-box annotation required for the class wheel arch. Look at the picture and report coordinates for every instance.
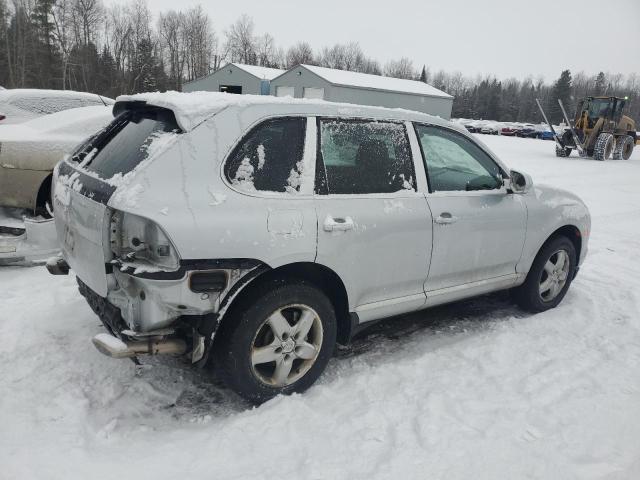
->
[541,224,582,265]
[35,172,53,212]
[217,261,353,345]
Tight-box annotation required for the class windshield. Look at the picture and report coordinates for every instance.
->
[75,108,180,180]
[587,98,612,119]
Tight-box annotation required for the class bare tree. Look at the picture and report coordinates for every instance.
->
[255,32,275,67]
[225,13,255,64]
[158,9,185,88]
[286,41,314,67]
[384,57,416,79]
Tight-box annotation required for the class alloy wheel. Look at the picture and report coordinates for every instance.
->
[250,304,323,387]
[539,249,570,302]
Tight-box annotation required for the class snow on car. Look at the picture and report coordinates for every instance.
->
[0,105,114,212]
[46,92,589,404]
[0,132,640,480]
[0,133,638,479]
[0,88,114,125]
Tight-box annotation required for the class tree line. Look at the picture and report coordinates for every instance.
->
[1,0,638,124]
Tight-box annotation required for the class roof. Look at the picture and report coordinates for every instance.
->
[283,65,452,99]
[115,91,454,133]
[231,63,285,80]
[184,63,285,87]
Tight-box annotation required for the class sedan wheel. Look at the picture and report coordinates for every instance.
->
[251,304,323,387]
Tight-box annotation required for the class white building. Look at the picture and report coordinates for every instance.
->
[270,64,453,119]
[183,63,284,95]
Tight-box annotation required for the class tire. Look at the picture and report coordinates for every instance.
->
[593,132,614,161]
[514,235,577,313]
[213,280,337,404]
[612,135,634,160]
[555,146,572,157]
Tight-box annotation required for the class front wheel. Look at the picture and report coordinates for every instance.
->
[213,281,337,404]
[514,236,577,313]
[555,146,572,157]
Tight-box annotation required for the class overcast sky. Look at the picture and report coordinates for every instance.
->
[133,0,639,81]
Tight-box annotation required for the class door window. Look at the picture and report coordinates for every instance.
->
[415,125,503,192]
[318,119,415,194]
[224,117,306,193]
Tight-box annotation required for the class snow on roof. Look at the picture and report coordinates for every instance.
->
[115,91,451,133]
[296,64,452,99]
[0,105,113,141]
[116,91,315,131]
[231,63,285,80]
[0,88,113,103]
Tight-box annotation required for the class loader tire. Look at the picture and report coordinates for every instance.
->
[593,132,614,161]
[555,146,572,157]
[612,135,634,160]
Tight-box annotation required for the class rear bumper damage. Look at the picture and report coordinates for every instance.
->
[50,256,265,363]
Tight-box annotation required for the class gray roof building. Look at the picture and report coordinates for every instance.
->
[270,64,453,119]
[183,63,284,95]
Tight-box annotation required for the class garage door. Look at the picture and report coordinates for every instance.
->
[275,86,294,97]
[303,87,325,99]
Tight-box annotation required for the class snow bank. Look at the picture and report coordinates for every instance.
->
[1,136,639,479]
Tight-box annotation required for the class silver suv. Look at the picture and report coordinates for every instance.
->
[48,92,590,403]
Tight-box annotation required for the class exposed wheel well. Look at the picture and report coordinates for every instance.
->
[547,225,582,261]
[35,173,53,215]
[219,262,352,344]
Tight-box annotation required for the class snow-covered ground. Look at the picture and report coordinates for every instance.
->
[1,135,640,480]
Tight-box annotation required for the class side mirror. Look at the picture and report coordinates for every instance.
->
[507,170,533,194]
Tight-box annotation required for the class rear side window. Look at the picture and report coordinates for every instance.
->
[318,119,415,194]
[78,108,179,180]
[224,117,306,193]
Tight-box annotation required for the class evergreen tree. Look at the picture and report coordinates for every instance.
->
[548,70,573,123]
[419,65,427,83]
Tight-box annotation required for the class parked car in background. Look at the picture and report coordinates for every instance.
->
[501,124,518,136]
[480,122,499,134]
[48,92,591,404]
[0,89,113,125]
[539,128,556,140]
[0,105,113,213]
[518,124,539,138]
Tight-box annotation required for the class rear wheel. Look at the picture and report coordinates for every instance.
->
[514,236,577,313]
[612,135,634,160]
[555,146,572,157]
[593,132,614,160]
[213,280,337,404]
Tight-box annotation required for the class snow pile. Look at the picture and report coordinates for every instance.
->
[1,136,639,479]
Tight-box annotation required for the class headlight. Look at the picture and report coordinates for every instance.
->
[110,210,179,271]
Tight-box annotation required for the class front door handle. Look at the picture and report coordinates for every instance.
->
[324,215,355,232]
[435,212,458,224]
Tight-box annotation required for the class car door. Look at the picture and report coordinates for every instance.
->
[414,124,527,296]
[314,117,433,322]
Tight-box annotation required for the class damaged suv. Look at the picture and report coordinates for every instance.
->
[49,92,590,403]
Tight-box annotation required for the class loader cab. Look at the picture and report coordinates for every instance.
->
[579,97,626,127]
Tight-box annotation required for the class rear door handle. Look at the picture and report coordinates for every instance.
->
[324,215,355,232]
[435,212,458,224]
